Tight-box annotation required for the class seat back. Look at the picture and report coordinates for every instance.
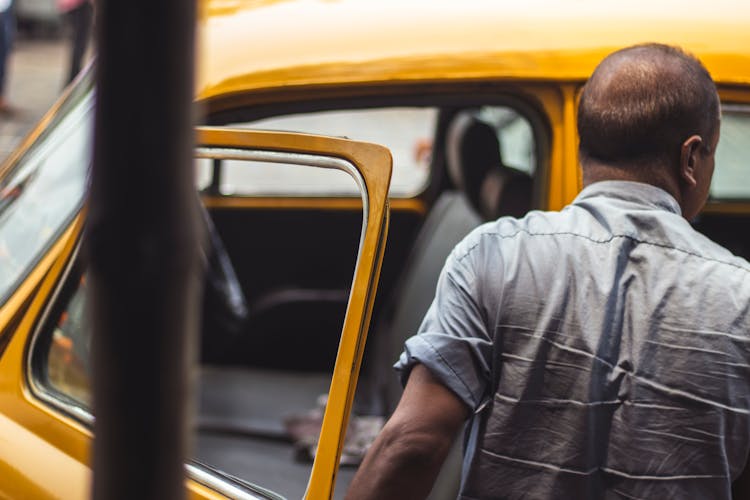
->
[446,111,533,221]
[380,192,482,411]
[366,111,534,499]
[378,112,533,412]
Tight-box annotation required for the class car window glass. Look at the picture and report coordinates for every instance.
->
[46,275,91,407]
[477,106,536,175]
[0,88,93,306]
[711,105,750,200]
[197,108,436,197]
[195,157,213,188]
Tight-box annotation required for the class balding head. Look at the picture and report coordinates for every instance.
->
[578,44,719,170]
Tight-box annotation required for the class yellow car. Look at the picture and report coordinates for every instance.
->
[1,0,750,498]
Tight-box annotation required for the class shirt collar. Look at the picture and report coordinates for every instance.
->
[573,180,682,215]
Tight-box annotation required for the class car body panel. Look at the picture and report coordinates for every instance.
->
[195,0,749,211]
[0,215,90,499]
[197,0,750,103]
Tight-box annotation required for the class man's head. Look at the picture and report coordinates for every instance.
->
[578,43,720,219]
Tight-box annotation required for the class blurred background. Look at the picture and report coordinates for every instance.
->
[0,0,89,161]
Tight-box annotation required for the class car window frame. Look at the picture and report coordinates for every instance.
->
[695,86,750,214]
[707,102,750,202]
[203,84,553,208]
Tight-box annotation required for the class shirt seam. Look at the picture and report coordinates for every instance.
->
[454,228,750,274]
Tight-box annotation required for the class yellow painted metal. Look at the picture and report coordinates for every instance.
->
[188,482,233,500]
[528,85,566,211]
[0,215,90,499]
[196,0,750,102]
[719,87,750,105]
[193,0,750,216]
[196,127,393,499]
[0,228,75,339]
[560,84,583,207]
[703,202,750,215]
[0,412,90,498]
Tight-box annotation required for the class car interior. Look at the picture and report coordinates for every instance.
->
[192,102,542,498]
[29,91,547,498]
[190,102,543,498]
[28,88,750,499]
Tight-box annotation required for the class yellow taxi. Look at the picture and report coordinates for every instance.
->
[1,0,750,498]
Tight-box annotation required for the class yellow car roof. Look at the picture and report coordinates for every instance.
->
[197,0,750,102]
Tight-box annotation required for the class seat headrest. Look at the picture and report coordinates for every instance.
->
[445,111,533,220]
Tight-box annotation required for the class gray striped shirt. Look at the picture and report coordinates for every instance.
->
[397,180,750,499]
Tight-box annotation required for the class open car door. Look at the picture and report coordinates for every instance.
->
[193,128,392,499]
[11,127,391,500]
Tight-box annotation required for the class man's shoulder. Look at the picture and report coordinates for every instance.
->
[627,207,750,276]
[448,209,575,269]
[453,207,587,251]
[678,227,750,275]
[451,204,750,278]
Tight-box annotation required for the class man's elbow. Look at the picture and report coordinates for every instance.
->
[377,420,455,472]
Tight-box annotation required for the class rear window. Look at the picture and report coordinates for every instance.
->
[197,107,437,197]
[710,104,750,200]
[477,106,537,175]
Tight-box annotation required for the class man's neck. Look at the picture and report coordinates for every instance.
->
[581,160,683,209]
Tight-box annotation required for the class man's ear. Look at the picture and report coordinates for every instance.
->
[679,135,703,188]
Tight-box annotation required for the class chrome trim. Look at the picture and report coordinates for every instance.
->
[186,464,279,500]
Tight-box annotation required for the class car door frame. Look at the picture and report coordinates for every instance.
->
[3,128,391,499]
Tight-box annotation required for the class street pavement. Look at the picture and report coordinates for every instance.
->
[0,34,68,162]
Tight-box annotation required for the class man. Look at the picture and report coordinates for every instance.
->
[56,0,93,84]
[347,44,750,499]
[0,0,13,114]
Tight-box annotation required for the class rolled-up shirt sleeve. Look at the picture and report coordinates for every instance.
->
[394,244,495,412]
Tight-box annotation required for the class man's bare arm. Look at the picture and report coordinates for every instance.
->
[345,364,470,500]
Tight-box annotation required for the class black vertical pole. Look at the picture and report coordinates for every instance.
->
[88,0,199,498]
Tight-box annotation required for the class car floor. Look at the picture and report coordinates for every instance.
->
[195,432,357,499]
[195,366,357,499]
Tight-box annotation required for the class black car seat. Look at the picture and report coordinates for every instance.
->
[365,110,533,499]
[445,112,534,221]
[374,110,534,415]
